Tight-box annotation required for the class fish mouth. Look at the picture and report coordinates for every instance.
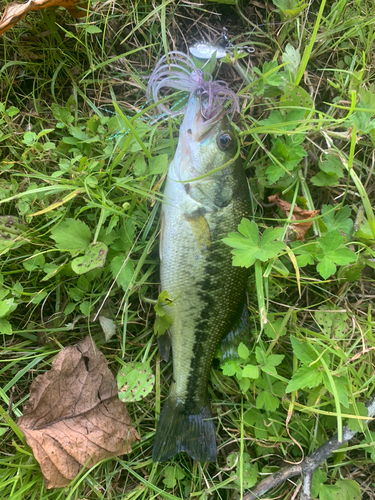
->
[181,93,225,143]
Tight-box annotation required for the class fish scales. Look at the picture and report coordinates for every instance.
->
[153,94,251,463]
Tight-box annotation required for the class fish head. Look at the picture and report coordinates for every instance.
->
[174,93,237,182]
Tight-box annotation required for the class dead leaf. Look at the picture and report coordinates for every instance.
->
[0,0,87,36]
[268,193,319,241]
[18,336,140,489]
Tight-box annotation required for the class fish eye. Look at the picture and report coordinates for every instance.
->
[217,132,233,151]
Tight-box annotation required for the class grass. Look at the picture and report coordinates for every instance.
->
[1,0,375,499]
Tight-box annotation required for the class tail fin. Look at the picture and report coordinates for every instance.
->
[152,393,216,462]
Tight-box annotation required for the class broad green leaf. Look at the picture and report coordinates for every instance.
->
[311,468,327,498]
[238,218,259,241]
[332,479,361,500]
[154,290,173,316]
[266,354,285,367]
[154,314,173,337]
[347,402,368,433]
[243,409,268,439]
[221,362,238,377]
[256,391,280,412]
[23,252,45,272]
[117,362,155,402]
[149,154,168,175]
[0,318,12,334]
[286,365,322,392]
[110,256,134,291]
[242,364,259,379]
[282,43,300,80]
[322,374,349,408]
[239,377,251,392]
[51,103,74,125]
[311,171,340,187]
[319,155,344,177]
[0,298,15,318]
[290,336,318,364]
[238,342,249,360]
[86,25,102,34]
[321,205,353,235]
[50,219,91,253]
[317,257,337,278]
[71,242,108,275]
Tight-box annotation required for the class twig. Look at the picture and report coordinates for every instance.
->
[244,396,375,500]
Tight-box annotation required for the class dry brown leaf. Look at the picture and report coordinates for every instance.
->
[268,193,320,241]
[0,0,87,36]
[18,336,140,489]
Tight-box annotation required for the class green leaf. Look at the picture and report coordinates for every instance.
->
[311,468,327,498]
[266,354,285,367]
[6,106,20,118]
[238,342,250,360]
[23,252,45,272]
[51,104,74,125]
[71,242,108,274]
[242,364,259,379]
[86,25,102,34]
[163,465,177,489]
[243,409,268,439]
[333,480,361,500]
[321,205,353,235]
[0,298,15,318]
[319,155,344,176]
[290,336,316,364]
[316,257,337,278]
[322,374,349,408]
[50,219,91,253]
[154,290,173,316]
[110,256,134,291]
[264,317,287,339]
[149,154,168,175]
[256,391,280,411]
[347,402,368,433]
[239,377,251,392]
[224,220,285,268]
[117,362,155,402]
[154,314,173,337]
[0,318,12,334]
[286,365,323,392]
[282,43,300,80]
[311,171,340,187]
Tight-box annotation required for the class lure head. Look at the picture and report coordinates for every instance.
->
[174,93,237,182]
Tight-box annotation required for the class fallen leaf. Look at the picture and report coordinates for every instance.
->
[0,0,87,36]
[268,193,319,241]
[18,336,140,489]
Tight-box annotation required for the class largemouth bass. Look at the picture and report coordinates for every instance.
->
[153,92,251,463]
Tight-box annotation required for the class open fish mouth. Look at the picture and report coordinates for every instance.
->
[181,93,225,144]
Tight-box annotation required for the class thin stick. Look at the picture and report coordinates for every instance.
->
[244,396,375,500]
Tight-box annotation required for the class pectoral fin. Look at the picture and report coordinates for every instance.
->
[184,209,211,252]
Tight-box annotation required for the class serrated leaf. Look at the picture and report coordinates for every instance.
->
[71,242,108,274]
[333,479,361,500]
[242,364,259,379]
[256,391,280,412]
[266,354,285,367]
[50,219,91,253]
[221,361,238,377]
[286,365,323,392]
[51,104,74,125]
[154,313,173,337]
[290,336,316,364]
[110,256,134,291]
[311,171,340,187]
[321,205,353,235]
[238,342,249,359]
[282,43,300,80]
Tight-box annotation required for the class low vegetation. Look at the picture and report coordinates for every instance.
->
[1,0,375,499]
